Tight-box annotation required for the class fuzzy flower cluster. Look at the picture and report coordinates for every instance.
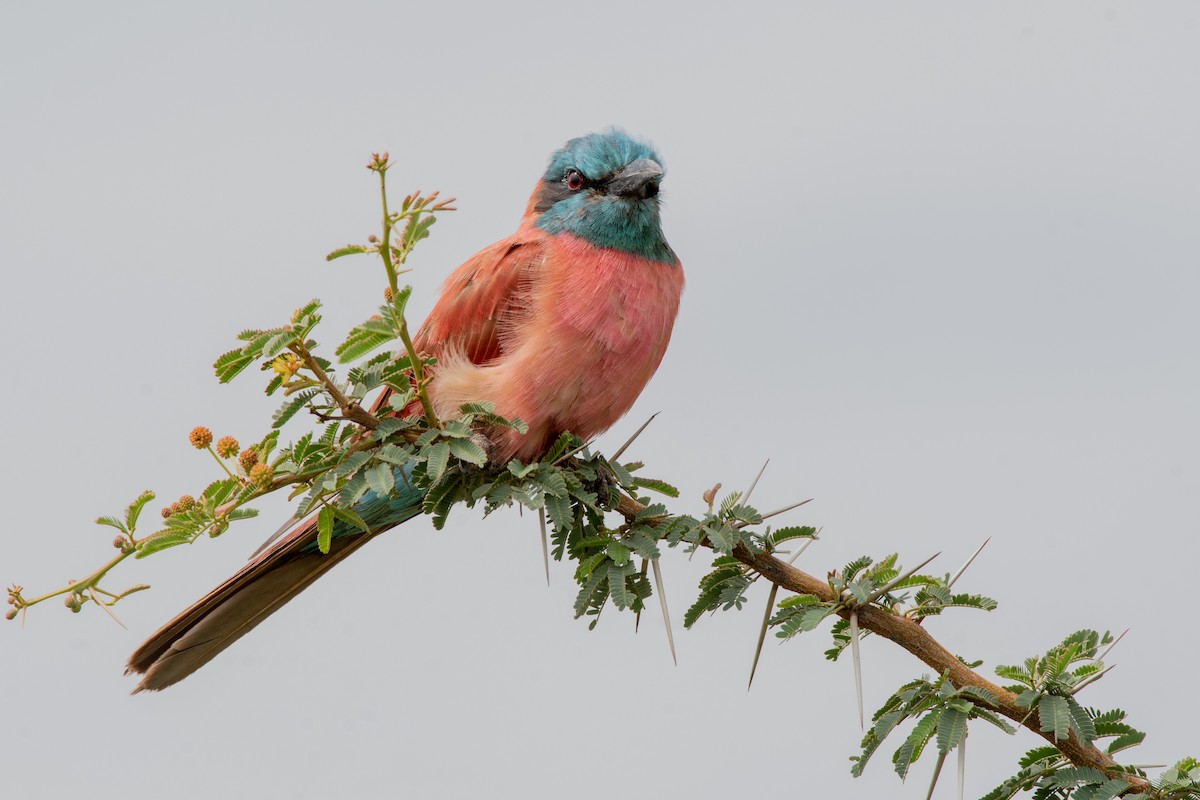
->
[189,426,213,449]
[161,494,196,519]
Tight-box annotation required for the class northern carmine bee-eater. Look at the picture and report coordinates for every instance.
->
[127,129,684,692]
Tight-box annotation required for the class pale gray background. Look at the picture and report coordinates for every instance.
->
[3,3,1197,798]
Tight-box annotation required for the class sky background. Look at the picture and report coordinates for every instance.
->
[3,3,1197,798]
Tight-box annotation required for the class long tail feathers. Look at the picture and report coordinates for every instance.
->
[125,518,379,693]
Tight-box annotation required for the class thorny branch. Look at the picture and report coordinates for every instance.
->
[612,494,1152,794]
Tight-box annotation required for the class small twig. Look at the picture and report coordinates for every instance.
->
[206,446,238,480]
[290,341,380,430]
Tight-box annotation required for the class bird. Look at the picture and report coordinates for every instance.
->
[125,128,685,691]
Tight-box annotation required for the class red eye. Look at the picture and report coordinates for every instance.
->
[565,170,584,190]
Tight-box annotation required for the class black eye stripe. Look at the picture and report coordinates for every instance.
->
[532,167,626,212]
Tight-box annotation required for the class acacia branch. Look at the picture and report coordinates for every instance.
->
[288,341,380,430]
[613,494,1151,793]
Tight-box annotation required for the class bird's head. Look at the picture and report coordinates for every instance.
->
[530,128,675,264]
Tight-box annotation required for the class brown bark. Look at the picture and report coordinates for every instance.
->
[614,493,1149,792]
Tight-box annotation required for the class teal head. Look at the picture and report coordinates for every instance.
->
[532,129,675,264]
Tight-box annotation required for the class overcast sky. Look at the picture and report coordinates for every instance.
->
[3,3,1197,798]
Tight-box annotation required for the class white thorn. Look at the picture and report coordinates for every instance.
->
[538,508,549,587]
[748,583,779,690]
[635,559,648,633]
[87,587,126,629]
[612,412,659,461]
[924,749,948,800]
[1097,628,1129,663]
[551,438,594,467]
[1069,663,1116,695]
[651,558,677,665]
[743,458,770,505]
[948,537,991,589]
[865,552,941,604]
[739,496,816,527]
[249,514,303,559]
[957,730,967,800]
[786,535,818,565]
[850,610,863,729]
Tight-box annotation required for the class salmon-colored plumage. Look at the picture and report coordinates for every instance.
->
[126,130,682,691]
[413,208,684,463]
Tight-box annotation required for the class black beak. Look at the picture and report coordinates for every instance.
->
[607,158,663,199]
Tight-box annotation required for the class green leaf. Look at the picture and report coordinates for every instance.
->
[317,507,333,554]
[705,523,741,554]
[123,492,157,533]
[995,663,1032,686]
[425,441,450,481]
[508,460,537,479]
[335,326,394,363]
[626,530,661,560]
[970,709,1017,734]
[684,585,721,629]
[937,706,968,754]
[1072,779,1134,800]
[272,389,318,428]
[770,525,817,545]
[776,603,834,638]
[957,685,999,707]
[389,286,412,318]
[543,492,573,532]
[365,464,394,497]
[1066,697,1097,744]
[261,330,298,358]
[202,478,239,504]
[1039,695,1071,741]
[540,432,577,464]
[1105,730,1145,755]
[893,710,941,779]
[447,437,488,467]
[1016,747,1062,770]
[214,348,256,383]
[606,541,631,566]
[95,515,128,534]
[326,244,369,260]
[1046,766,1108,787]
[331,506,370,533]
[841,555,873,582]
[607,458,634,488]
[135,531,193,558]
[423,474,460,530]
[607,562,634,609]
[631,476,679,498]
